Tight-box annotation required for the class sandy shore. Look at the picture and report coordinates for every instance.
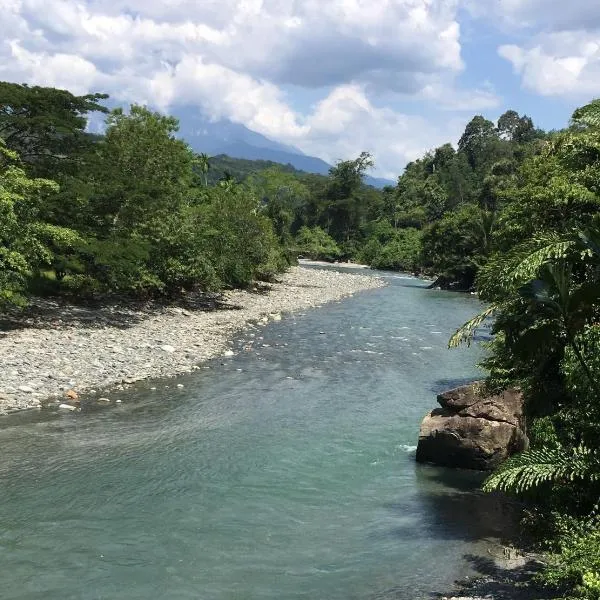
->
[0,266,385,415]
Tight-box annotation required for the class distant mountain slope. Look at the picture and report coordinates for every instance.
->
[173,107,394,188]
[206,154,305,185]
[211,142,332,175]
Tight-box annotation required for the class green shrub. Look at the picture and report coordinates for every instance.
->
[294,226,341,261]
[539,514,600,599]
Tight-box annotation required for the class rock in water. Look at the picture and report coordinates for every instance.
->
[416,383,528,471]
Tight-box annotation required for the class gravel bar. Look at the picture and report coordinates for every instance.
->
[0,266,385,415]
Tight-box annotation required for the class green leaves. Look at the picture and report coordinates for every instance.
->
[483,446,600,495]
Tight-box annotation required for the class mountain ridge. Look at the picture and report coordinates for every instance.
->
[173,108,394,188]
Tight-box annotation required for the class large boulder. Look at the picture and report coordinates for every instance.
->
[416,383,528,470]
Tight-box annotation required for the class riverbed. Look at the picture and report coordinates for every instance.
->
[0,268,517,599]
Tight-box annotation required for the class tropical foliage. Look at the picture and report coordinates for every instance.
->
[450,99,600,599]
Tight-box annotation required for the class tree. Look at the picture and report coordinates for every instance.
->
[0,140,80,305]
[458,115,498,171]
[0,81,108,178]
[89,105,195,236]
[196,152,211,186]
[497,110,537,144]
[322,151,375,242]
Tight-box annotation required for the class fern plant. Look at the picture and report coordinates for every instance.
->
[483,446,600,495]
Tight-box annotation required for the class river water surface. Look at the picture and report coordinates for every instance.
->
[0,269,515,600]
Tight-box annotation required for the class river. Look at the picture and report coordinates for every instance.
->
[0,268,516,599]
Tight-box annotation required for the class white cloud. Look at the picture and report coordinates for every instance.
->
[498,35,600,98]
[466,0,600,99]
[300,85,467,179]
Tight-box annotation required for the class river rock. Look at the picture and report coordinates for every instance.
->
[416,383,528,471]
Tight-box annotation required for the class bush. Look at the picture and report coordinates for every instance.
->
[294,226,341,261]
[539,514,600,599]
[357,222,422,271]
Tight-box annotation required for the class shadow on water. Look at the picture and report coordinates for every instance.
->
[381,465,522,544]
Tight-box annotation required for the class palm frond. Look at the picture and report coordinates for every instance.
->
[449,304,499,348]
[508,240,574,285]
[483,446,600,495]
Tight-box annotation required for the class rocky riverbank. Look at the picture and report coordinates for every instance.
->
[0,266,385,415]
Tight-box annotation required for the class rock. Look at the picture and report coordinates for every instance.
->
[160,345,176,353]
[18,385,35,393]
[97,397,111,404]
[416,383,528,471]
[65,389,79,400]
[58,403,77,411]
[177,384,184,388]
[223,350,235,357]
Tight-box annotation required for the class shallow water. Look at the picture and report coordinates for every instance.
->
[0,269,515,600]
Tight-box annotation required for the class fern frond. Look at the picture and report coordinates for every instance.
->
[483,446,600,495]
[449,304,499,348]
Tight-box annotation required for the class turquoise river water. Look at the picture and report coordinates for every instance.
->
[0,268,517,600]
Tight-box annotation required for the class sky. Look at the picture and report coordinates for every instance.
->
[1,0,599,179]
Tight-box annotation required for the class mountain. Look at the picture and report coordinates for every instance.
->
[172,107,394,188]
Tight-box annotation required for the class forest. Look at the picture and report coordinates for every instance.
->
[2,80,600,598]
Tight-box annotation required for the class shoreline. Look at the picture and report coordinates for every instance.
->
[0,266,385,416]
[297,258,371,269]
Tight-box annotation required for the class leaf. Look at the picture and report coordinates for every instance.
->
[449,304,498,348]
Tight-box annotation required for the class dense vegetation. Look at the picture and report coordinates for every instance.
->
[0,82,293,306]
[448,100,600,599]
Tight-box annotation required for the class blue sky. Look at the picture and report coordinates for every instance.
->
[1,0,599,178]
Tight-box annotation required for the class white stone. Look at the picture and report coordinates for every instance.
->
[59,404,77,411]
[18,385,35,393]
[160,345,176,353]
[223,350,235,357]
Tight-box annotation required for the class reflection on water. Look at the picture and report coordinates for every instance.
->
[0,269,516,600]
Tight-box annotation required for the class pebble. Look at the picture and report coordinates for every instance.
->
[0,267,385,415]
